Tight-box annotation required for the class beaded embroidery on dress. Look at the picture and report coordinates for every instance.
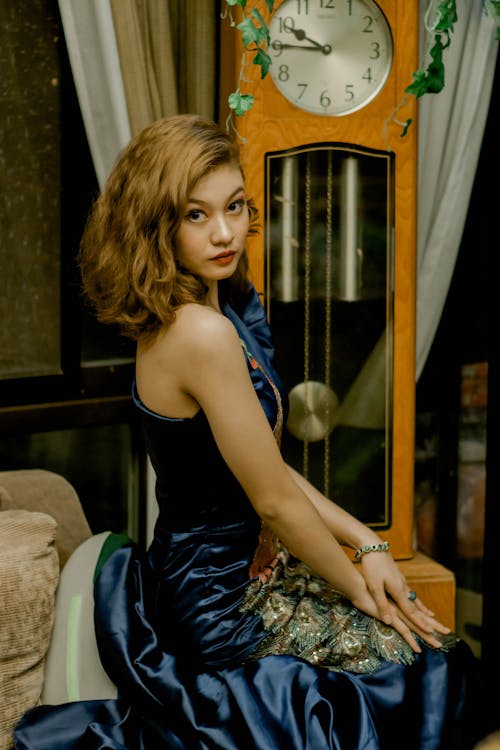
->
[241,546,457,674]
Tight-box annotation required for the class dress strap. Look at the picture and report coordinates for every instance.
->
[240,339,284,582]
[240,339,283,446]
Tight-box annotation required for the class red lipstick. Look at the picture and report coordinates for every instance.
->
[212,252,236,266]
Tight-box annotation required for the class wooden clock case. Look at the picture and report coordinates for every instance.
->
[219,0,456,626]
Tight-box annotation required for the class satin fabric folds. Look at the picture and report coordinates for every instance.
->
[15,542,477,750]
[14,285,479,749]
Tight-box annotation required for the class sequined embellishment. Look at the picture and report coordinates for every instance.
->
[240,544,460,674]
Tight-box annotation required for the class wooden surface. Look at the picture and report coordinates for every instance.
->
[397,552,456,630]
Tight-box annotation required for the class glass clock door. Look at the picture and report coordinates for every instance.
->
[264,143,394,527]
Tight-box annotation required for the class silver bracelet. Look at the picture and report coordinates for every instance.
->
[354,541,390,560]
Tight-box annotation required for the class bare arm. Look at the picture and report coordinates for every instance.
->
[285,463,382,550]
[285,464,450,640]
[164,308,446,650]
[181,315,369,604]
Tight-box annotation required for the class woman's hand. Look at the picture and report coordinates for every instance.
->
[358,550,451,648]
[351,584,449,652]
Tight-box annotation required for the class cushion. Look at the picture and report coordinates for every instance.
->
[42,531,119,705]
[0,470,92,569]
[0,510,59,750]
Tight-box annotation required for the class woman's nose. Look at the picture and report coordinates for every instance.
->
[211,214,233,244]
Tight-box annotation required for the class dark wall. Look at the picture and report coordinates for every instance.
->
[415,50,498,720]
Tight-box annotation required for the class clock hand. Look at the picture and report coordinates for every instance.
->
[285,25,332,54]
[272,40,331,53]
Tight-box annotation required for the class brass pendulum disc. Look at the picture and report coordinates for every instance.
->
[286,381,339,443]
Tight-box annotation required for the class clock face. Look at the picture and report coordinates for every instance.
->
[268,0,393,116]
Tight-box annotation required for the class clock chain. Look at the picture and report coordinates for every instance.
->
[302,153,312,480]
[324,149,333,498]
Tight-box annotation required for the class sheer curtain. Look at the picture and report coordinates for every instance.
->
[416,0,498,379]
[57,0,216,188]
[109,0,179,135]
[57,0,131,189]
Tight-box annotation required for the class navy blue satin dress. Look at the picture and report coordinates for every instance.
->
[15,286,480,749]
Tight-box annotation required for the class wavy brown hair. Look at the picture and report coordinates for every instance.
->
[79,114,259,341]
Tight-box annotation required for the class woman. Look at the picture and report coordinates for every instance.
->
[15,115,479,749]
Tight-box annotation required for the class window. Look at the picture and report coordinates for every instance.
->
[0,0,144,541]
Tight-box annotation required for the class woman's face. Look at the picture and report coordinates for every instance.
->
[175,163,249,285]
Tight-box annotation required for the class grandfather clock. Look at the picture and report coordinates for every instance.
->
[220,0,456,626]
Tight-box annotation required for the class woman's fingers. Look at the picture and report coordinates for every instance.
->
[353,586,451,653]
[387,615,422,652]
[414,598,435,617]
[368,591,452,651]
[383,607,446,651]
[353,595,419,652]
[396,593,451,636]
[368,585,393,624]
[397,611,448,650]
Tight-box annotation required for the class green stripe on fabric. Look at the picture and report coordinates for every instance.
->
[66,595,83,701]
[93,532,132,583]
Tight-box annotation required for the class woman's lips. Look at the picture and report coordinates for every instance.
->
[211,252,236,266]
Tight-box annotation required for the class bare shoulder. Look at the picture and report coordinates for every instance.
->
[138,304,243,381]
[176,303,234,332]
[172,303,242,359]
[136,303,243,417]
[139,305,241,368]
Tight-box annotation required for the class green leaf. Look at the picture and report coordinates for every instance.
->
[253,47,272,78]
[237,16,262,46]
[405,34,445,97]
[435,1,457,31]
[223,0,275,123]
[400,118,413,137]
[251,8,271,45]
[228,91,255,116]
[487,0,500,19]
[405,70,428,98]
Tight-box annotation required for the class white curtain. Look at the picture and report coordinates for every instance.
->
[416,0,498,379]
[57,0,131,189]
[58,0,216,190]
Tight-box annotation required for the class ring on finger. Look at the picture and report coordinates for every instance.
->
[407,590,417,602]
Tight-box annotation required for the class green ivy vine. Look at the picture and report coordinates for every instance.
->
[223,0,499,140]
[222,0,275,135]
[487,0,500,38]
[391,0,459,137]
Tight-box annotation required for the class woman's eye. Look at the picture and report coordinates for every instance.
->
[186,209,205,222]
[228,199,245,214]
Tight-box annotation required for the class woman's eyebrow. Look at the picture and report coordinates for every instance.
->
[187,186,245,205]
